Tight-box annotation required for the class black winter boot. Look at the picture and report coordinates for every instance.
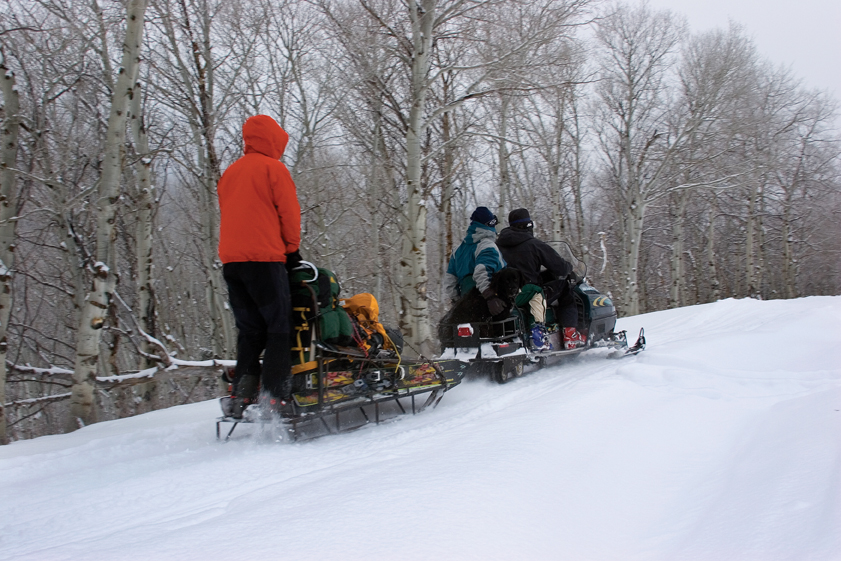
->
[231,374,260,419]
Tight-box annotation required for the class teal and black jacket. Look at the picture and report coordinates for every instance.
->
[444,221,507,300]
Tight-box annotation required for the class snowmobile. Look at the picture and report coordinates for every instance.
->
[217,262,468,441]
[438,243,645,384]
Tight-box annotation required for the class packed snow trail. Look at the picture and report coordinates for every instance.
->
[1,297,839,561]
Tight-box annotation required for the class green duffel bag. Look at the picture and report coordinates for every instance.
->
[290,265,354,366]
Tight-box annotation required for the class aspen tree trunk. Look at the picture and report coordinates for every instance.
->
[756,182,767,298]
[369,118,383,302]
[0,52,21,444]
[621,107,645,316]
[399,0,436,355]
[389,142,404,330]
[745,180,758,298]
[371,107,398,306]
[195,137,231,358]
[549,167,563,243]
[439,108,457,305]
[548,93,566,244]
[130,80,156,367]
[547,123,563,243]
[782,190,797,298]
[706,206,721,302]
[68,0,147,431]
[623,197,645,316]
[669,191,689,308]
[496,95,511,221]
[195,83,231,359]
[570,105,587,258]
[617,53,646,317]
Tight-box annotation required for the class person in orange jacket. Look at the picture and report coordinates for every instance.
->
[217,115,302,418]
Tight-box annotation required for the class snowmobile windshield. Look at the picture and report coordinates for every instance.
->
[544,240,587,278]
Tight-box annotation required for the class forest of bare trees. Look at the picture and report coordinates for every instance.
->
[1,0,838,443]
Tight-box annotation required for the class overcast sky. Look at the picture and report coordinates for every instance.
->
[643,0,841,106]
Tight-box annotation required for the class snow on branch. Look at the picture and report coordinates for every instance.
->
[5,392,72,409]
[8,363,74,377]
[7,360,233,385]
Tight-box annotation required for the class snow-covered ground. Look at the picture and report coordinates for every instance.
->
[1,296,840,561]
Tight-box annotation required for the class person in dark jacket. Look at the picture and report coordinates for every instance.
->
[217,114,302,418]
[444,207,507,317]
[496,208,585,350]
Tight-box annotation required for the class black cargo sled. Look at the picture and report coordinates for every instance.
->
[217,263,467,441]
[438,244,645,384]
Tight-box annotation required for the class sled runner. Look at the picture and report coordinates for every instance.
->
[217,353,467,441]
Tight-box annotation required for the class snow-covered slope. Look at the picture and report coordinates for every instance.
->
[2,297,840,561]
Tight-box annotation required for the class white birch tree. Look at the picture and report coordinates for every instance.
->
[129,76,156,367]
[0,48,21,444]
[68,0,147,430]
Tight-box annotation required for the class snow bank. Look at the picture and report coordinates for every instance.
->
[1,297,839,561]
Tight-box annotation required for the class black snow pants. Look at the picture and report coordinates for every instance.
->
[543,278,579,329]
[223,262,292,400]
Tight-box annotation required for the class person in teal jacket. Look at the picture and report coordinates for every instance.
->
[444,207,507,316]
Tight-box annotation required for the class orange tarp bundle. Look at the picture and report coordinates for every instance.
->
[342,293,394,351]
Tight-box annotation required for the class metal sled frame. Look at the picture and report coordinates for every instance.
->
[216,378,450,442]
[217,273,461,442]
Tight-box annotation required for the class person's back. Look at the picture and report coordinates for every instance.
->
[217,115,302,418]
[496,209,572,285]
[444,207,506,299]
[218,116,300,263]
[496,208,585,350]
[443,207,508,318]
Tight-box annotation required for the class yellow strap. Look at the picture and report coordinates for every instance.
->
[292,360,319,375]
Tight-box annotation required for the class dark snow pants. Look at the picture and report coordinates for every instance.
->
[223,262,292,400]
[543,278,579,329]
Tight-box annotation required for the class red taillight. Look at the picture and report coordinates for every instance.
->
[457,324,474,337]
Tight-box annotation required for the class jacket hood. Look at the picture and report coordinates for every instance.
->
[496,226,533,248]
[242,115,288,160]
[464,221,498,244]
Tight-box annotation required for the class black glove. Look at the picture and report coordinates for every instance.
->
[567,271,583,286]
[482,288,506,317]
[285,250,302,272]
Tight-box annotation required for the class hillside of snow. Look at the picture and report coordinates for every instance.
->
[1,296,840,561]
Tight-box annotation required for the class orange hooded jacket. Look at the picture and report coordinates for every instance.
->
[217,115,301,264]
